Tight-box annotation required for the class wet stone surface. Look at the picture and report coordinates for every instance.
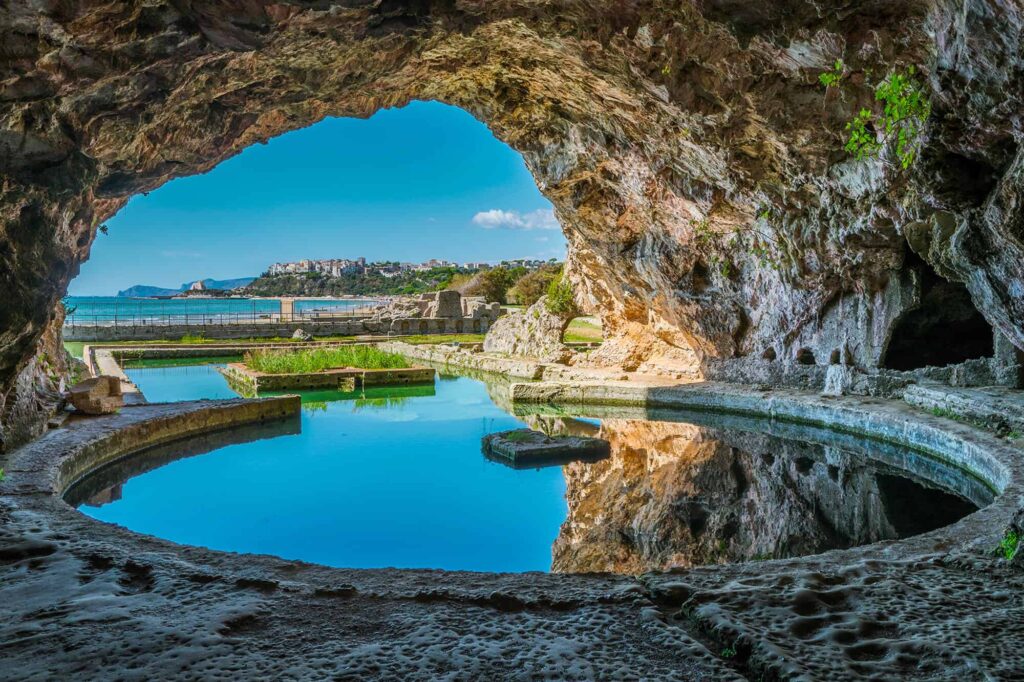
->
[482,428,611,469]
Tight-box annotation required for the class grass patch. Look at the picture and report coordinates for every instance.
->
[244,346,410,374]
[397,334,485,344]
[504,430,536,442]
[564,317,603,344]
[64,341,86,358]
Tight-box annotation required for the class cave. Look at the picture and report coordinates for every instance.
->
[882,252,995,371]
[2,0,1024,447]
[3,2,1024,677]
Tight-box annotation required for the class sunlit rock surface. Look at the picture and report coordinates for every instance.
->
[2,1,1024,442]
[483,296,575,363]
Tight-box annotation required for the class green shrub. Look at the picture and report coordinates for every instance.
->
[462,266,527,304]
[244,346,409,374]
[545,276,576,316]
[818,59,845,88]
[842,66,931,169]
[507,265,562,306]
[998,529,1019,561]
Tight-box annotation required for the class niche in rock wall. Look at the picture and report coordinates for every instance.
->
[882,252,994,371]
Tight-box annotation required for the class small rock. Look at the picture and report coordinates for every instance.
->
[292,329,314,341]
[68,376,123,415]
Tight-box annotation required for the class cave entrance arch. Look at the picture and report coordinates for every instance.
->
[881,252,995,371]
[68,101,565,305]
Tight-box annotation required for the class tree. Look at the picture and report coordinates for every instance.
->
[462,266,523,303]
[507,264,562,306]
[545,274,577,316]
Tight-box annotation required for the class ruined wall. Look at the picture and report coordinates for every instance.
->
[2,0,1023,446]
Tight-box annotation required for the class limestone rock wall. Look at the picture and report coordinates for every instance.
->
[483,296,575,363]
[2,1,1024,444]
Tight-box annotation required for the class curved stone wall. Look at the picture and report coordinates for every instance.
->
[1,389,1023,677]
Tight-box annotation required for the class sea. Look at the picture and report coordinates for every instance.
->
[64,296,380,323]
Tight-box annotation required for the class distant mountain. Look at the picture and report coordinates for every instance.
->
[179,277,256,291]
[116,277,255,298]
[116,284,181,297]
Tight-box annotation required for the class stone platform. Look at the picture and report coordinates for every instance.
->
[482,428,611,469]
[219,362,435,396]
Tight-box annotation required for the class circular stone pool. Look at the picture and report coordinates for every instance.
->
[65,361,993,573]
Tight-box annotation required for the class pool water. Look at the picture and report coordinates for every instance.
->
[69,362,990,573]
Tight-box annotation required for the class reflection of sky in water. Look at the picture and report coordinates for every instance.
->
[93,366,568,572]
[91,362,983,574]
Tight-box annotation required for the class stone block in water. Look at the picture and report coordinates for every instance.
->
[482,428,610,469]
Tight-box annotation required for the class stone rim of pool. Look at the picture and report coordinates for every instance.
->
[14,381,1017,571]
[58,366,996,573]
[5,382,1023,679]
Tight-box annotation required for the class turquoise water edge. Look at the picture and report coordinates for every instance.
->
[65,296,378,322]
[70,360,983,574]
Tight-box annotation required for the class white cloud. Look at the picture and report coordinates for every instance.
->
[471,208,559,231]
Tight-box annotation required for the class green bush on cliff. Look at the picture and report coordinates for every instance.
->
[818,59,845,88]
[998,529,1019,561]
[545,276,576,316]
[838,66,931,170]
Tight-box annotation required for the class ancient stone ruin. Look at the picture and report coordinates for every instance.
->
[371,291,502,336]
[67,376,124,415]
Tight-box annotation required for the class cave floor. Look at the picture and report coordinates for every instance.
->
[2,389,1024,680]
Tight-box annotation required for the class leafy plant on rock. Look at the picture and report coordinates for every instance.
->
[836,66,931,170]
[690,211,785,278]
[998,529,1019,561]
[818,59,845,88]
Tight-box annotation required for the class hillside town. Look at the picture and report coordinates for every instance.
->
[266,257,552,278]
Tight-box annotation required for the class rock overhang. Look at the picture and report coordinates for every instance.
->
[3,1,1024,445]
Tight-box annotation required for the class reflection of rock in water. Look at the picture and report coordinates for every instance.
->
[84,483,122,507]
[552,420,976,574]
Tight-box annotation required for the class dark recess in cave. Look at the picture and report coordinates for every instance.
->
[876,474,976,537]
[882,251,994,371]
[795,348,815,365]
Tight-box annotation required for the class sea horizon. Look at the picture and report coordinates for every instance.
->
[64,295,381,323]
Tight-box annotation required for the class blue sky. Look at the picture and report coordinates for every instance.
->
[70,101,566,295]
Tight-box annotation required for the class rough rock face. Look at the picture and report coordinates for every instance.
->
[2,1,1024,443]
[0,310,68,450]
[483,296,575,363]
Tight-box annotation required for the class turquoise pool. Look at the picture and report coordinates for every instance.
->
[68,362,987,573]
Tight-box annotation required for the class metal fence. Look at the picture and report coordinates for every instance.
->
[64,305,381,329]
